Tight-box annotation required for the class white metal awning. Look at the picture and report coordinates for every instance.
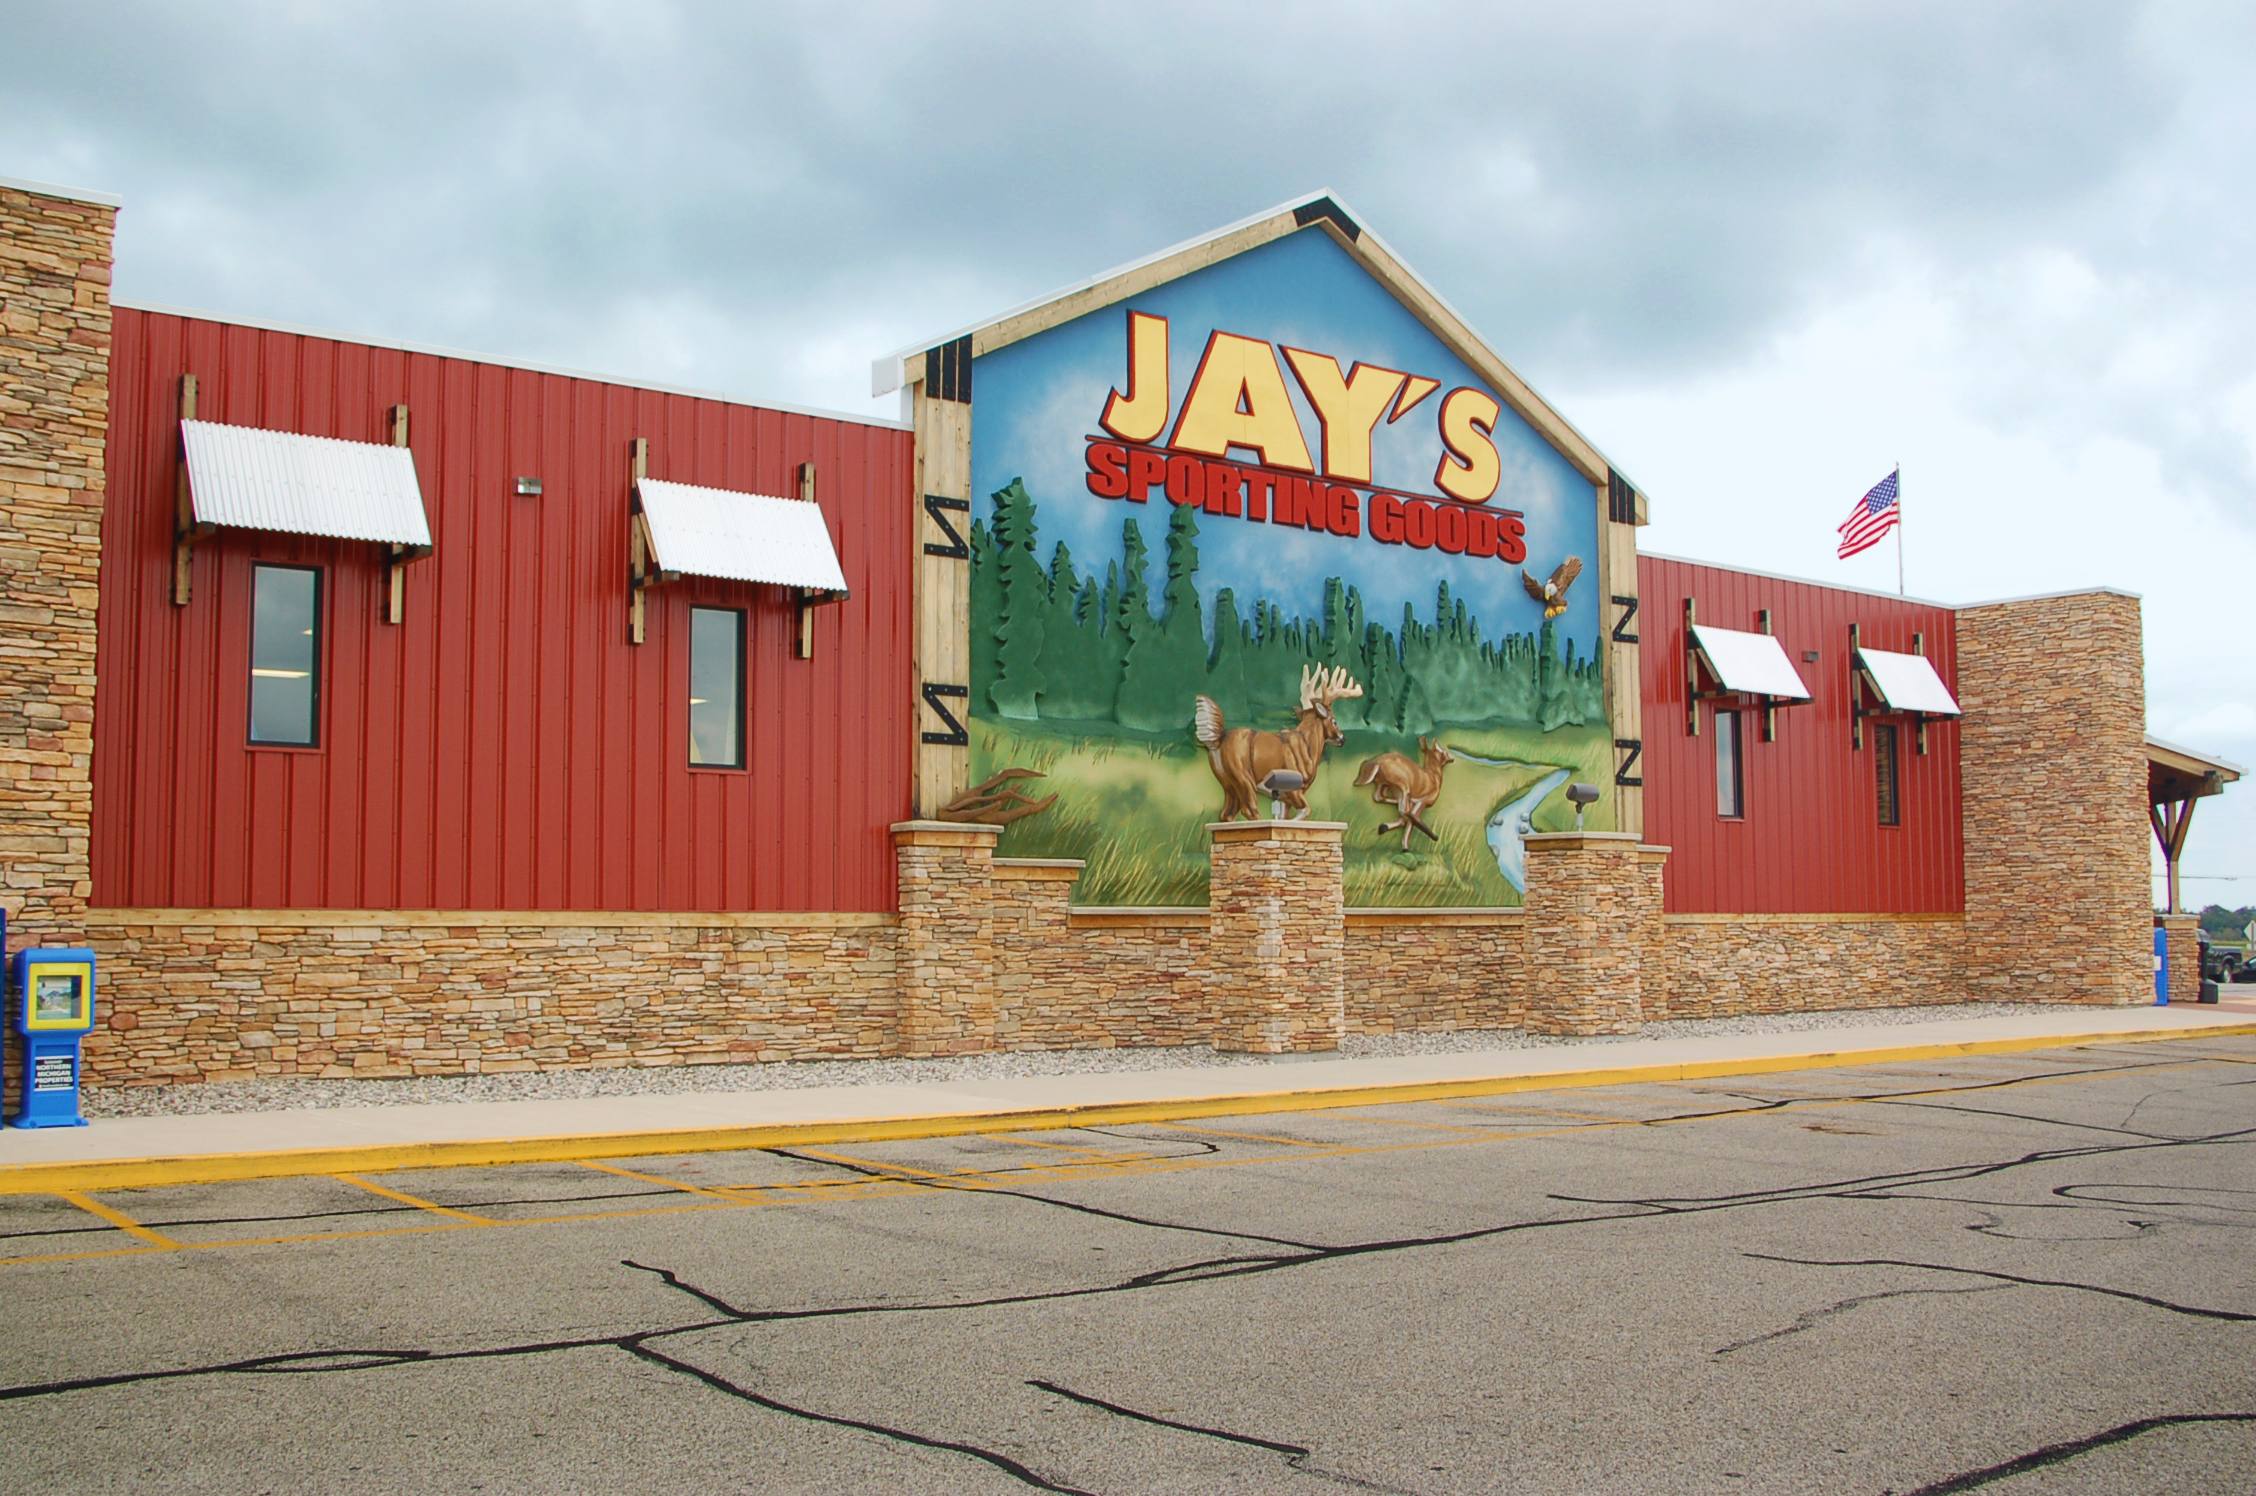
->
[182,420,432,547]
[1855,648,1961,716]
[1688,625,1812,700]
[634,479,849,593]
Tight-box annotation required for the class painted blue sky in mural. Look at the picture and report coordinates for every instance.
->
[970,228,1601,654]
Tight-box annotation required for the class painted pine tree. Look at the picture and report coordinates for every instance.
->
[1036,543,1114,721]
[987,479,1047,719]
[1204,587,1252,726]
[967,518,1001,718]
[1115,503,1206,731]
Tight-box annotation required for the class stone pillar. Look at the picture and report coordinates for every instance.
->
[1207,820,1345,1054]
[1,179,116,946]
[1957,591,2149,1004]
[891,821,1000,1056]
[1522,832,1645,1035]
[2159,913,2199,1004]
[1633,844,1672,1020]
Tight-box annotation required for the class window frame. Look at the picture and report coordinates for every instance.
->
[1875,722,1902,827]
[247,562,324,750]
[686,604,747,771]
[1714,707,1745,820]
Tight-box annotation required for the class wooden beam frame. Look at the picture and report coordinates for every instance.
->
[171,374,213,605]
[912,375,973,817]
[381,403,432,624]
[627,437,668,644]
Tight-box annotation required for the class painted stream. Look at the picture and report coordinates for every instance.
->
[1442,751,1574,895]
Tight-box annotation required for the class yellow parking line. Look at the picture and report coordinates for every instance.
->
[5,1046,2245,1270]
[333,1174,493,1225]
[576,1159,739,1200]
[1155,1121,1332,1147]
[57,1191,179,1249]
[5,1025,2246,1197]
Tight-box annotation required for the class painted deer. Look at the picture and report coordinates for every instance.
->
[1194,665,1364,821]
[1355,738,1456,850]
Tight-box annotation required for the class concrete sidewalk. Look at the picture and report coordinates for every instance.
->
[3,1005,2250,1192]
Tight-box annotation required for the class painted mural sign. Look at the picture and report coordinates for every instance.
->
[968,228,1611,906]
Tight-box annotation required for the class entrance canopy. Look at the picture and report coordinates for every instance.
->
[2148,735,2244,915]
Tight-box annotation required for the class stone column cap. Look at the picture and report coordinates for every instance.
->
[891,820,1004,843]
[1524,831,1643,852]
[1208,820,1348,843]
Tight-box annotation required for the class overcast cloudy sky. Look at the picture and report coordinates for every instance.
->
[8,1,2250,901]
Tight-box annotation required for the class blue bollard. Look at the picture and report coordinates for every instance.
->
[2154,924,2169,1005]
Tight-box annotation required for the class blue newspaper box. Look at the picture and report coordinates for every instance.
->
[11,946,96,1128]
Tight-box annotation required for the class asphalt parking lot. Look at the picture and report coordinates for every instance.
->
[1,1034,2250,1495]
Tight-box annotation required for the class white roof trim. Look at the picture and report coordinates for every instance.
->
[117,299,909,432]
[1690,625,1813,700]
[1856,648,1961,716]
[635,479,848,593]
[0,174,123,208]
[873,192,1333,396]
[183,420,432,547]
[2146,735,2246,779]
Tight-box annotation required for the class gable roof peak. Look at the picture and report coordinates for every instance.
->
[869,192,1628,493]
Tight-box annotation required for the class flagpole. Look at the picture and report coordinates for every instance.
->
[1895,462,1903,596]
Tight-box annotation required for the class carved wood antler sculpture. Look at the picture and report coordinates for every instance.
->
[1194,665,1364,821]
[935,768,1058,826]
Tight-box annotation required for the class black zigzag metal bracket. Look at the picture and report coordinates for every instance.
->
[920,682,970,746]
[1614,738,1644,788]
[922,494,970,559]
[1610,593,1640,644]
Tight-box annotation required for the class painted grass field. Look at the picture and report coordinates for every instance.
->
[978,718,1618,908]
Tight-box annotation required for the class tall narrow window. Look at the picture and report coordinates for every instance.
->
[688,606,744,768]
[249,564,321,746]
[1875,723,1901,826]
[1715,708,1744,818]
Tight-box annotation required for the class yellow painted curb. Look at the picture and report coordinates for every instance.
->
[4,1022,2250,1196]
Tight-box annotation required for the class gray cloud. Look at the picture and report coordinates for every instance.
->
[3,2,2248,502]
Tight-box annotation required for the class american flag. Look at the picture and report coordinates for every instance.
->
[1837,469,1900,559]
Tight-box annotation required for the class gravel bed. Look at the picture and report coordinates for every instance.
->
[83,1001,2076,1118]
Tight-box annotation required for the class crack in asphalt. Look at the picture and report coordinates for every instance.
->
[1029,1378,1423,1494]
[625,1340,1097,1495]
[767,1146,1327,1251]
[1898,1412,2256,1494]
[1744,1253,2256,1322]
[2,1048,2248,1493]
[1709,1283,2010,1356]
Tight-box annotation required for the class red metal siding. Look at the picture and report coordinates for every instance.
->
[1637,554,1962,914]
[93,309,915,912]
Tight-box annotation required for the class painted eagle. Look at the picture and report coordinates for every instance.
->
[1522,556,1583,620]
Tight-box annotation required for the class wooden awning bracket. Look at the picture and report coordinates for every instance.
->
[1684,599,1808,739]
[379,405,434,624]
[171,374,210,605]
[626,438,672,644]
[1849,625,1934,754]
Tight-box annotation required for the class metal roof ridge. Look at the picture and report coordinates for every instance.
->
[0,173,124,208]
[1636,548,1959,608]
[112,297,910,431]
